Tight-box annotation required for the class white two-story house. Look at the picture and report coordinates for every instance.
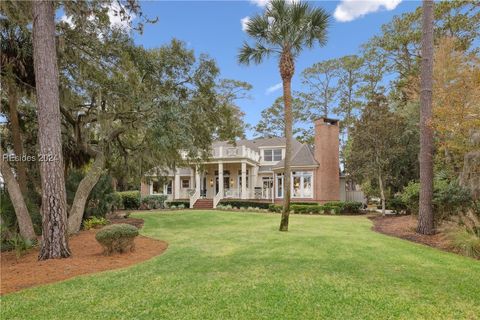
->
[141,118,344,208]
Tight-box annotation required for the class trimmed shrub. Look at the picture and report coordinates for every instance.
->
[141,195,167,210]
[117,191,141,209]
[83,216,108,230]
[219,200,270,209]
[290,202,319,206]
[268,204,282,213]
[95,224,139,255]
[166,201,189,208]
[341,201,363,214]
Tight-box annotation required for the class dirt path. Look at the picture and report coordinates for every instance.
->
[1,223,167,295]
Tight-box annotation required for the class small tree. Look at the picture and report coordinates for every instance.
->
[347,95,405,215]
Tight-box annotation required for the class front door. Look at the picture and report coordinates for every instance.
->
[262,177,273,199]
[215,176,230,196]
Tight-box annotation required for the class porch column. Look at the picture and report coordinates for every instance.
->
[174,169,181,199]
[190,167,195,189]
[218,162,224,197]
[241,161,247,199]
[252,166,258,199]
[195,167,201,195]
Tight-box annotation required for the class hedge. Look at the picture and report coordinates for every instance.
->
[166,201,190,208]
[141,195,168,209]
[116,191,140,209]
[219,200,271,209]
[268,201,363,215]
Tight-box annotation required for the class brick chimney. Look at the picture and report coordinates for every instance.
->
[314,118,340,202]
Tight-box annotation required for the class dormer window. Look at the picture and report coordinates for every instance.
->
[264,149,282,161]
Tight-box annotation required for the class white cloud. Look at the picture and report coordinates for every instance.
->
[250,0,270,7]
[334,0,402,22]
[266,82,283,95]
[241,16,250,32]
[107,2,134,31]
[59,2,134,32]
[250,0,296,8]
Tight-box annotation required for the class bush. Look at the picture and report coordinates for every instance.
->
[117,191,141,209]
[166,201,189,208]
[178,204,185,209]
[219,200,270,209]
[95,224,139,255]
[342,201,363,214]
[3,233,35,258]
[0,189,42,236]
[268,204,282,213]
[111,192,123,211]
[400,178,473,220]
[386,197,407,214]
[400,181,421,214]
[141,195,167,210]
[433,180,472,221]
[448,229,480,259]
[83,216,108,230]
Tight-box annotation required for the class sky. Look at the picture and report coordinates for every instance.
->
[117,1,422,137]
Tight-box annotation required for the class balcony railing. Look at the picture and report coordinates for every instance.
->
[211,146,260,162]
[180,145,260,163]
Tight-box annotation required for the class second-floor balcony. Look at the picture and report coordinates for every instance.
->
[211,145,260,162]
[180,145,261,163]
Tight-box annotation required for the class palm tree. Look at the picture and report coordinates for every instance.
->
[238,0,329,231]
[417,0,435,235]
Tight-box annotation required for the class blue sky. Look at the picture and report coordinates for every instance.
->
[133,1,421,137]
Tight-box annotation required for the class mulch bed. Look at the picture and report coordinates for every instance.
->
[1,218,167,295]
[370,214,453,252]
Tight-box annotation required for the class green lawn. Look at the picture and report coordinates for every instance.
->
[2,211,479,319]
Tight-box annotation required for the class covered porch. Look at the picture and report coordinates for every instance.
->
[190,161,259,208]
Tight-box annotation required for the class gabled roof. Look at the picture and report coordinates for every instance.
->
[272,144,319,170]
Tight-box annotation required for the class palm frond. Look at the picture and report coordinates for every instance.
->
[237,42,275,65]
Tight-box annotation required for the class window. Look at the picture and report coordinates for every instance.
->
[166,179,173,195]
[276,173,283,198]
[237,170,249,188]
[275,171,313,199]
[264,149,282,161]
[181,179,190,189]
[292,171,313,198]
[152,180,162,194]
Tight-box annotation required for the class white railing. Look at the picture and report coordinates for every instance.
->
[213,191,223,209]
[190,189,200,208]
[180,146,261,162]
[212,146,260,162]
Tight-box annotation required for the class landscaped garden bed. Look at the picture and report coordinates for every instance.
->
[0,221,168,295]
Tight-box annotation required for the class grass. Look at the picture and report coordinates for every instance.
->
[2,210,480,319]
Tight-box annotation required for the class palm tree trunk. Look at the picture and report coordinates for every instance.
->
[32,1,71,259]
[279,52,294,232]
[0,149,36,241]
[417,0,435,235]
[7,79,28,196]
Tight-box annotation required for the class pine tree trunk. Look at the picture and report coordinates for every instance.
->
[68,152,105,234]
[378,173,386,216]
[32,1,71,259]
[0,149,36,241]
[279,51,294,232]
[417,0,435,235]
[7,79,28,196]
